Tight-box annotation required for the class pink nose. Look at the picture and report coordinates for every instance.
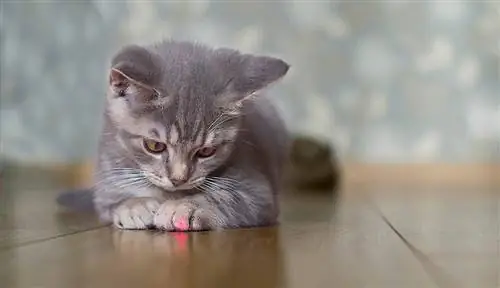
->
[170,177,188,187]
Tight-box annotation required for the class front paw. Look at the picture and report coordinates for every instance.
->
[154,201,211,231]
[113,197,161,230]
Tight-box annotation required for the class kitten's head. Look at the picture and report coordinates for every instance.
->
[106,41,289,191]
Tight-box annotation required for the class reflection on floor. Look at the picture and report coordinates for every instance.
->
[0,166,498,288]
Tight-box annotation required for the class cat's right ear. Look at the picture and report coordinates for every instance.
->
[108,68,137,97]
[108,65,157,100]
[107,45,162,100]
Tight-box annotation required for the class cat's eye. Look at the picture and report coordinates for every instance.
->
[196,147,217,158]
[143,139,166,154]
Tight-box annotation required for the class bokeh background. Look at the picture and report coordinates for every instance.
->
[1,1,499,166]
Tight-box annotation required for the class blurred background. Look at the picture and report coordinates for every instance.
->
[0,1,499,168]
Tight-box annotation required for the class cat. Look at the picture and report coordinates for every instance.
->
[57,40,290,231]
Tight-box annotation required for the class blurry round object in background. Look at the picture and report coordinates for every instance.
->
[284,135,340,192]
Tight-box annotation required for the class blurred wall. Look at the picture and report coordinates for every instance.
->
[1,1,499,164]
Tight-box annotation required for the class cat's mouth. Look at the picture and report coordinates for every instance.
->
[170,177,205,191]
[145,173,205,192]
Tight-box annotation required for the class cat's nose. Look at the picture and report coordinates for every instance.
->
[170,177,188,187]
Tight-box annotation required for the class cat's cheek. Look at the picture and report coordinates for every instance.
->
[197,160,220,175]
[224,142,237,154]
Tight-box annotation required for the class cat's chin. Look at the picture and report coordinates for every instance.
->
[159,185,200,193]
[167,186,195,192]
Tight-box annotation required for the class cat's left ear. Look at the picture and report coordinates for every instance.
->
[219,54,290,111]
[234,54,290,95]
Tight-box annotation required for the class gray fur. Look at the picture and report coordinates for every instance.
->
[62,40,290,231]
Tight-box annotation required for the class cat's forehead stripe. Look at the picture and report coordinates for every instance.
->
[192,117,205,143]
[195,129,205,147]
[169,125,179,144]
[175,99,187,140]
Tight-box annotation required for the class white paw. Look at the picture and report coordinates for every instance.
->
[154,201,210,231]
[113,197,161,230]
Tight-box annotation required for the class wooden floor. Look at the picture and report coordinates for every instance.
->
[0,167,499,288]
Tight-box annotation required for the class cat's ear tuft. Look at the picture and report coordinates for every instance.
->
[234,55,290,95]
[108,66,146,98]
[108,45,162,99]
[109,68,132,96]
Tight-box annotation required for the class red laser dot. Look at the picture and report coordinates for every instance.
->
[176,218,189,231]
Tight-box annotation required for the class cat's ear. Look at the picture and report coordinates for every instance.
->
[233,54,290,95]
[108,45,161,101]
[108,67,141,97]
[218,54,289,112]
[108,64,156,100]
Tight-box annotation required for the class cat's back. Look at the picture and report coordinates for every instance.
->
[247,96,288,144]
[238,96,289,170]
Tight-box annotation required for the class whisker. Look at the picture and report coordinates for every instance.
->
[207,178,239,185]
[205,179,230,189]
[208,176,238,181]
[200,182,225,194]
[206,177,240,188]
[207,114,225,131]
[96,176,149,189]
[98,168,144,175]
[131,181,153,191]
[110,179,145,185]
[194,186,205,193]
[95,174,146,184]
[199,181,242,212]
[98,173,144,180]
[100,167,142,171]
[212,116,238,130]
[208,114,241,133]
[113,179,151,190]
[207,113,230,132]
[99,169,144,175]
[203,180,239,197]
[97,173,145,180]
[200,181,217,190]
[208,181,238,191]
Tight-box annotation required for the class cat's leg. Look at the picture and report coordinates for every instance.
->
[154,173,276,231]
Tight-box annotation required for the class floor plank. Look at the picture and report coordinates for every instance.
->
[1,167,498,288]
[370,187,499,288]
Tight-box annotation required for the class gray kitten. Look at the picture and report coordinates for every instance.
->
[58,40,290,231]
